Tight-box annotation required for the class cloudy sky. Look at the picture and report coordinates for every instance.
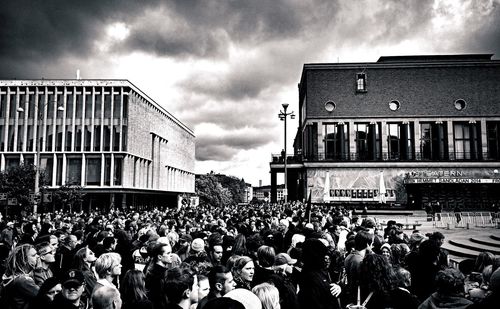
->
[1,0,499,186]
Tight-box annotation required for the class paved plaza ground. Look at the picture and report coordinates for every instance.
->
[368,210,500,264]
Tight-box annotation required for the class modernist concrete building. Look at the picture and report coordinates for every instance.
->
[270,54,500,209]
[0,79,195,211]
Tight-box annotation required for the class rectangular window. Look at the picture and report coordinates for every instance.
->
[103,126,110,151]
[75,126,82,151]
[94,92,102,120]
[356,73,366,92]
[387,122,414,160]
[104,93,112,118]
[85,94,93,119]
[420,122,448,160]
[66,158,82,185]
[56,155,63,185]
[486,121,500,160]
[355,122,381,160]
[94,125,101,151]
[86,158,101,185]
[75,94,83,119]
[65,124,72,151]
[454,122,481,160]
[104,156,112,186]
[324,123,349,160]
[113,94,121,119]
[114,157,123,185]
[84,126,92,151]
[66,93,74,120]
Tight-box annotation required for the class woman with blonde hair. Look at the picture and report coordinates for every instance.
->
[232,256,254,290]
[1,244,40,309]
[252,282,281,309]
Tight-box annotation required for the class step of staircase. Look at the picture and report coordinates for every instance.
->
[449,239,500,255]
[470,236,500,248]
[441,242,480,259]
[491,235,500,241]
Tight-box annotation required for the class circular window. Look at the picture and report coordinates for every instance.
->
[454,99,467,111]
[324,101,336,112]
[389,100,400,111]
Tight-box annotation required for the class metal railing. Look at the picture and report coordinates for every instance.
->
[271,151,499,163]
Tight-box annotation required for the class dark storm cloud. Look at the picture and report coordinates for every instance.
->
[195,129,275,161]
[458,2,500,57]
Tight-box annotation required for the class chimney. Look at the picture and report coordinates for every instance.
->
[76,69,80,80]
[259,180,262,187]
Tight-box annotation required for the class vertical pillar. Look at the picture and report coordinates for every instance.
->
[61,153,67,185]
[81,154,86,187]
[446,121,454,159]
[271,170,277,203]
[381,120,388,155]
[317,121,324,156]
[349,121,356,157]
[480,118,488,155]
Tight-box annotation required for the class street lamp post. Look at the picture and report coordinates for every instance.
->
[18,102,64,214]
[279,103,295,204]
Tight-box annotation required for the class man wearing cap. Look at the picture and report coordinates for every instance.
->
[1,221,14,248]
[52,269,89,309]
[184,238,209,265]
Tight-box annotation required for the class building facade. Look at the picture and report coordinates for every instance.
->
[0,79,195,211]
[270,55,500,209]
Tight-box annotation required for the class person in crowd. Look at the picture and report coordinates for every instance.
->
[408,239,445,301]
[1,221,15,248]
[184,238,210,265]
[252,245,276,287]
[92,286,122,309]
[269,252,299,309]
[145,243,172,309]
[102,237,117,254]
[164,267,199,309]
[207,235,224,266]
[120,269,151,309]
[1,244,40,309]
[344,230,373,304]
[202,297,244,309]
[358,253,398,309]
[94,252,122,291]
[197,265,236,309]
[224,288,262,309]
[418,268,472,309]
[252,282,280,309]
[52,269,89,309]
[73,246,98,300]
[380,243,392,264]
[232,256,255,290]
[176,234,193,262]
[33,241,55,286]
[55,234,79,276]
[298,238,341,309]
[390,267,419,309]
[29,276,62,309]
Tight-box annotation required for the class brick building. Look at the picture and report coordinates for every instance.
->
[270,54,500,209]
[0,79,195,211]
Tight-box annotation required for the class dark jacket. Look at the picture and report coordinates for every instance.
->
[145,263,168,309]
[298,269,341,309]
[2,274,39,309]
[418,292,473,309]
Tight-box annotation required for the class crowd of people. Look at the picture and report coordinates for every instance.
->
[0,201,499,309]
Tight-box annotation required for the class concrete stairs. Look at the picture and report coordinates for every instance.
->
[442,235,500,265]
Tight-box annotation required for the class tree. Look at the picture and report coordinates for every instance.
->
[0,164,48,214]
[195,173,245,207]
[53,184,85,212]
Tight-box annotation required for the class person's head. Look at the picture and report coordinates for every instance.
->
[203,297,245,309]
[273,253,296,276]
[225,288,262,309]
[435,268,466,296]
[257,245,276,268]
[60,269,86,304]
[252,283,280,309]
[95,252,122,279]
[394,267,412,289]
[153,243,172,266]
[302,238,328,270]
[474,251,495,273]
[120,269,148,302]
[103,237,117,251]
[36,241,56,265]
[380,243,392,262]
[49,234,59,251]
[232,256,255,283]
[92,286,122,309]
[354,231,374,251]
[360,254,396,294]
[5,244,38,276]
[163,267,198,306]
[191,238,206,254]
[209,265,236,296]
[197,274,210,300]
[64,234,78,250]
[428,231,445,247]
[38,277,62,301]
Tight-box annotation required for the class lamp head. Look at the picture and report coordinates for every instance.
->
[57,106,65,111]
[282,103,289,110]
[17,107,25,113]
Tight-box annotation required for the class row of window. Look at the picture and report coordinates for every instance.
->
[304,121,500,161]
[3,155,123,186]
